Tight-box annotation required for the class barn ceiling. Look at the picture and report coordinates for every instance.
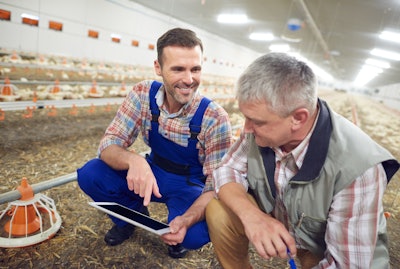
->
[130,0,400,89]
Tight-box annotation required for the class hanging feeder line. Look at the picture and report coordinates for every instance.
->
[0,172,77,205]
[0,177,65,248]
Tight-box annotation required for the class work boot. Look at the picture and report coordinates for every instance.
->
[168,244,189,259]
[104,223,135,246]
[104,206,149,246]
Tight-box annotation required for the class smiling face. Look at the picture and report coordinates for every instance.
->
[154,45,202,113]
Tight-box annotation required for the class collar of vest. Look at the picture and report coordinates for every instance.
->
[260,98,332,184]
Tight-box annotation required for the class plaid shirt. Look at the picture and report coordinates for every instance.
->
[99,80,232,192]
[213,113,387,268]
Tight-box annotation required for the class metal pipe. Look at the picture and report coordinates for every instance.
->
[294,0,339,73]
[0,172,77,205]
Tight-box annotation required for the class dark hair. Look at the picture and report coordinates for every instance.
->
[157,28,203,66]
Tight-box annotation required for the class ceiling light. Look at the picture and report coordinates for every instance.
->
[353,65,383,86]
[379,30,400,44]
[217,14,248,24]
[269,44,290,52]
[249,32,274,41]
[370,48,400,61]
[365,58,390,69]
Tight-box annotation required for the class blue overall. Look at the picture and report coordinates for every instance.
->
[77,81,211,249]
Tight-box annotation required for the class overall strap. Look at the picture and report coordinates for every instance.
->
[189,97,211,141]
[149,80,162,123]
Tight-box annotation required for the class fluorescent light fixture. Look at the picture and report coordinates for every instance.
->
[354,65,383,86]
[365,58,390,69]
[370,48,400,61]
[21,13,39,20]
[249,32,274,41]
[269,44,290,52]
[217,14,248,24]
[379,30,400,44]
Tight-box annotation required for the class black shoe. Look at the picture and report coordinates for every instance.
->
[168,244,188,259]
[104,223,135,246]
[104,206,149,246]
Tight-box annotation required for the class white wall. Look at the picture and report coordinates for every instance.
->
[0,0,260,77]
[372,84,400,111]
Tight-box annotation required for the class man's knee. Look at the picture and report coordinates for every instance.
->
[205,198,235,234]
[206,198,251,268]
[205,198,223,229]
[77,158,103,193]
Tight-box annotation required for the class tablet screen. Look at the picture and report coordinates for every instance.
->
[89,202,170,235]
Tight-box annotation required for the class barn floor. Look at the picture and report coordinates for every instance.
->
[0,91,399,268]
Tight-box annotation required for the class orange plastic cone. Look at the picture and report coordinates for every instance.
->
[1,77,12,96]
[4,178,41,236]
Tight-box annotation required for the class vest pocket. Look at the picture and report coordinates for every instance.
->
[295,212,327,250]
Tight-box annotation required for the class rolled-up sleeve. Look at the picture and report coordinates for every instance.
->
[98,82,148,156]
[212,132,250,194]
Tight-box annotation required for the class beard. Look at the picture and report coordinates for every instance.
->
[165,82,198,105]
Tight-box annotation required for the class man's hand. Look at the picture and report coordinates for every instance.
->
[160,216,189,245]
[218,182,297,260]
[160,191,214,245]
[242,209,296,260]
[126,154,162,206]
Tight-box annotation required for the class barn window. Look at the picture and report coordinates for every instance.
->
[0,9,11,21]
[111,34,121,43]
[131,40,139,47]
[21,13,39,27]
[49,20,63,31]
[88,29,99,39]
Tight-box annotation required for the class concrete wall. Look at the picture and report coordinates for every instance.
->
[373,84,400,111]
[0,0,260,77]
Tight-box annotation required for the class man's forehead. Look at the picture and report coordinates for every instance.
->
[162,46,202,64]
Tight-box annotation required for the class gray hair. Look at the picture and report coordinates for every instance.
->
[236,53,318,117]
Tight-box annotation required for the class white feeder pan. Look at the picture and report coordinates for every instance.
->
[0,193,62,248]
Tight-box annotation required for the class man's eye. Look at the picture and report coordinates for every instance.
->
[254,121,265,126]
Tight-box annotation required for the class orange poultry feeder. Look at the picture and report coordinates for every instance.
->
[0,178,62,248]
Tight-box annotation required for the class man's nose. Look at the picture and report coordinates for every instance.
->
[182,71,194,85]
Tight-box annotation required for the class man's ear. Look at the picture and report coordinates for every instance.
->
[291,108,309,130]
[154,60,161,76]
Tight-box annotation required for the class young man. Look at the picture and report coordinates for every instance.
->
[206,52,399,268]
[77,28,232,258]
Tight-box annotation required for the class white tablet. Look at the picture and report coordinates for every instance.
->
[89,202,170,235]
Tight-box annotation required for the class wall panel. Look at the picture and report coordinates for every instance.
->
[0,0,259,77]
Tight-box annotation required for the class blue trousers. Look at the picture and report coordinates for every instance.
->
[77,158,210,249]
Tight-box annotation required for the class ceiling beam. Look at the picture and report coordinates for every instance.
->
[294,0,340,76]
